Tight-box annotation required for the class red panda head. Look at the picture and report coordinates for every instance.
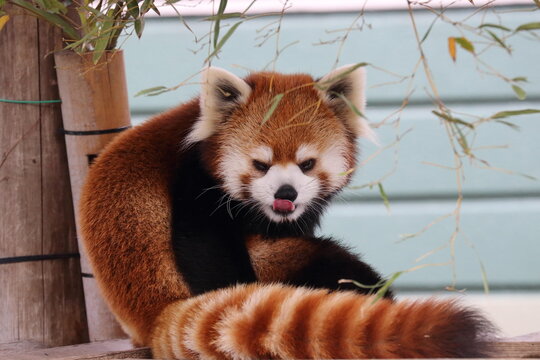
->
[185,66,374,223]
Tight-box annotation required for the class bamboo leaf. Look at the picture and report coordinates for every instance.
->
[213,0,228,49]
[134,18,144,38]
[315,62,369,89]
[479,23,511,31]
[126,0,139,18]
[135,86,168,97]
[205,20,242,62]
[0,15,9,32]
[92,20,113,63]
[494,120,520,131]
[9,0,79,40]
[486,30,510,53]
[262,93,284,124]
[448,37,457,62]
[378,183,390,211]
[515,22,540,32]
[511,84,527,100]
[432,110,474,129]
[454,124,470,155]
[420,15,438,44]
[205,12,243,21]
[372,271,403,303]
[491,109,540,119]
[454,37,475,54]
[512,77,528,83]
[333,92,366,119]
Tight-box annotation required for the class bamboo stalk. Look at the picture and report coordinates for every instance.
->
[54,50,131,341]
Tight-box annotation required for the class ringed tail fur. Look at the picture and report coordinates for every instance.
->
[151,283,493,359]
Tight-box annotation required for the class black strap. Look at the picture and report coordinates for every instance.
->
[64,125,131,136]
[0,253,80,265]
[81,272,94,278]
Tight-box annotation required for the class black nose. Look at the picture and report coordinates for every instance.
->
[274,184,298,201]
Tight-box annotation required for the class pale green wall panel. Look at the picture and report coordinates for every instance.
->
[321,198,540,289]
[123,8,540,113]
[124,7,540,290]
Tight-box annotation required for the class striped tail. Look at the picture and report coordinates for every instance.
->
[150,283,494,359]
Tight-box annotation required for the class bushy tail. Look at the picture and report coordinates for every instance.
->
[150,283,493,359]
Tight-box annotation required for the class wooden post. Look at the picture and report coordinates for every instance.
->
[54,50,131,341]
[0,5,89,348]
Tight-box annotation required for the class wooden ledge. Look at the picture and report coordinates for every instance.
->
[3,335,540,359]
[4,339,151,360]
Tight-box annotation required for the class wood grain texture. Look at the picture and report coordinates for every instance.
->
[0,5,88,347]
[6,339,540,360]
[54,50,132,341]
[8,339,151,360]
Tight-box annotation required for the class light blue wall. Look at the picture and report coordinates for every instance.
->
[122,7,540,290]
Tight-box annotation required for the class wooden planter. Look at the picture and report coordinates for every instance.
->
[54,50,131,341]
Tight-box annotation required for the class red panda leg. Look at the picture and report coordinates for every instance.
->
[246,235,393,298]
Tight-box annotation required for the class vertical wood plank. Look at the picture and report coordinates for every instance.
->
[38,21,89,346]
[0,5,44,345]
[0,5,88,347]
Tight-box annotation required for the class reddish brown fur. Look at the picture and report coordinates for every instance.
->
[201,72,357,185]
[149,284,491,359]
[80,72,492,358]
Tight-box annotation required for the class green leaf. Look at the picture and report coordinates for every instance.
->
[316,62,369,89]
[92,20,113,64]
[454,37,475,54]
[213,0,228,49]
[515,22,540,32]
[205,12,243,21]
[135,86,168,97]
[479,23,511,32]
[486,30,510,53]
[205,20,242,62]
[512,77,528,83]
[134,18,144,38]
[432,110,474,129]
[377,183,390,211]
[491,109,540,119]
[262,93,284,124]
[9,0,79,40]
[333,92,366,119]
[372,271,403,303]
[126,0,139,18]
[494,120,520,131]
[511,84,527,100]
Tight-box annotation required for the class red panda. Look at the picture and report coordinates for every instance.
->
[79,66,494,359]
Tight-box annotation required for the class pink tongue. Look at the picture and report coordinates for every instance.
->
[273,199,295,212]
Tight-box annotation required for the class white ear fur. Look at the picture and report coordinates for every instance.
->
[317,65,377,143]
[185,67,252,145]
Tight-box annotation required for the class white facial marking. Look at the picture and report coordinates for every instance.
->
[218,146,250,199]
[250,163,320,223]
[296,144,318,163]
[319,143,350,190]
[252,145,273,164]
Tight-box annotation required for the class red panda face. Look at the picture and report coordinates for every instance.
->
[188,67,374,223]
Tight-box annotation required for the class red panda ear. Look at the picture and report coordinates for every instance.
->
[317,65,377,143]
[185,67,252,144]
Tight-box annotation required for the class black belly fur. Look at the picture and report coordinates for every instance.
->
[170,145,392,298]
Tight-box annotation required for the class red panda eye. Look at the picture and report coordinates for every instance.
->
[252,160,270,173]
[299,158,316,172]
